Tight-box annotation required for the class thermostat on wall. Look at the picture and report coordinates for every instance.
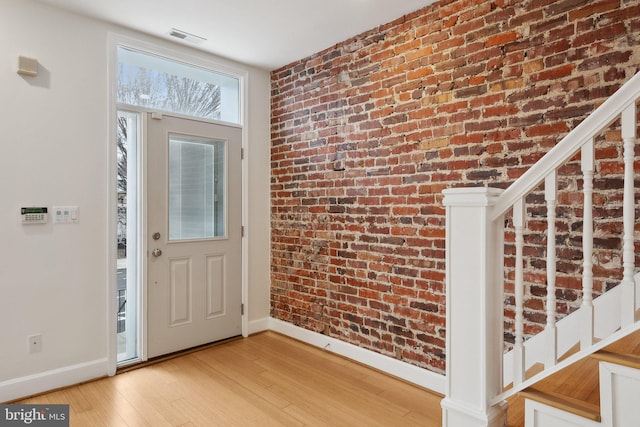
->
[21,207,48,224]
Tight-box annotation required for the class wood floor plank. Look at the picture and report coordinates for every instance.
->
[268,354,409,415]
[266,379,375,427]
[162,342,376,424]
[280,402,340,427]
[13,331,442,426]
[157,360,275,424]
[259,365,413,426]
[113,380,175,426]
[73,381,135,427]
[95,390,149,426]
[191,350,293,409]
[402,408,442,426]
[176,356,305,426]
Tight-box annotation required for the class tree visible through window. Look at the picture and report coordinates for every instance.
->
[117,64,222,120]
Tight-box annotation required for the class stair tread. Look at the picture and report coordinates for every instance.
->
[520,388,601,422]
[592,350,640,369]
[536,356,600,404]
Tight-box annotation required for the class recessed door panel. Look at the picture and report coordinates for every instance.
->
[206,254,226,318]
[169,257,192,326]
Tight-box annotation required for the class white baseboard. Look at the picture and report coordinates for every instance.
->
[268,318,446,395]
[2,319,446,402]
[247,317,270,335]
[0,358,109,403]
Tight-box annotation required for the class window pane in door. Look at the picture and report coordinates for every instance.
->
[169,134,225,241]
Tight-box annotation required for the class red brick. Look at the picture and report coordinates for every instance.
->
[573,22,627,47]
[568,0,620,21]
[530,15,568,35]
[485,31,519,47]
[270,0,640,376]
[530,64,574,83]
[484,104,520,117]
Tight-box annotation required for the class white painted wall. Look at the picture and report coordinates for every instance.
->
[0,0,270,400]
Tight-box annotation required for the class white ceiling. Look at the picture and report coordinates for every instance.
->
[36,0,437,70]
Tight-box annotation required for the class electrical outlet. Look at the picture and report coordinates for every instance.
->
[28,334,42,353]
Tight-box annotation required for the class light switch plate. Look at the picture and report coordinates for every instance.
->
[53,206,79,224]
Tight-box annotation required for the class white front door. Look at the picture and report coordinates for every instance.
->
[146,113,242,358]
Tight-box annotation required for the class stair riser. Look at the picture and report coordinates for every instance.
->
[525,400,600,427]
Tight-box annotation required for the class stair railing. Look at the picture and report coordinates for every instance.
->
[441,71,640,427]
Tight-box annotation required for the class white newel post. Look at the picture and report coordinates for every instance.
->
[441,187,507,427]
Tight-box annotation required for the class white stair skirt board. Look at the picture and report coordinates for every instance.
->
[269,317,446,395]
[0,358,109,402]
[504,272,640,388]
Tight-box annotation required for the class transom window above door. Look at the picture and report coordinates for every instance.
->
[117,46,240,124]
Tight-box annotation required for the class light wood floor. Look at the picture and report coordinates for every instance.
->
[16,332,444,426]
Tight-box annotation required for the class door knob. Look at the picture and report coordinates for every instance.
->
[152,248,162,257]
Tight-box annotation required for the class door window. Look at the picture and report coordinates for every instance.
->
[168,135,226,241]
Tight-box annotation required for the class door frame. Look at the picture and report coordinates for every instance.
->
[107,34,249,373]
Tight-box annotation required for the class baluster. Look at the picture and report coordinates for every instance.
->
[513,198,525,385]
[581,139,595,348]
[545,172,558,366]
[621,103,637,327]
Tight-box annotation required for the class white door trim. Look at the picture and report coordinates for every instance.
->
[107,33,249,373]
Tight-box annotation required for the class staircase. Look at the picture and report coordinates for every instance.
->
[441,70,640,427]
[509,329,640,426]
[505,274,640,426]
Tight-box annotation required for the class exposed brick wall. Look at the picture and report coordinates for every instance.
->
[270,0,640,373]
